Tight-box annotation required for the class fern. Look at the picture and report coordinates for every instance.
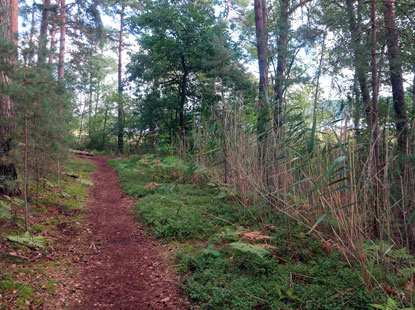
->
[0,201,12,219]
[371,297,415,310]
[6,232,45,249]
[76,178,94,186]
[216,227,245,242]
[398,267,415,279]
[362,241,415,264]
[229,242,270,258]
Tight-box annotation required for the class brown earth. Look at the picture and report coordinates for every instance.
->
[77,156,190,310]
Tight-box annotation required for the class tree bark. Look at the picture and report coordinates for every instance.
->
[370,0,381,239]
[78,97,87,145]
[101,100,109,149]
[49,0,59,64]
[38,0,51,64]
[148,80,159,151]
[58,0,65,80]
[382,0,408,156]
[346,0,371,123]
[0,0,19,195]
[149,119,156,150]
[179,55,188,148]
[254,0,269,151]
[274,0,289,127]
[117,3,125,154]
[255,0,269,113]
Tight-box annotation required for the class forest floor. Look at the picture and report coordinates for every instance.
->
[2,154,407,309]
[0,156,190,310]
[77,155,189,309]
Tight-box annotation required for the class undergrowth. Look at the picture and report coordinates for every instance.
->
[0,158,94,309]
[109,155,398,310]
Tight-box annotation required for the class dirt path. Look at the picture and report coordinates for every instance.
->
[79,156,189,309]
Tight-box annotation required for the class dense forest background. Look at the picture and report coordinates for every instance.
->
[1,0,415,306]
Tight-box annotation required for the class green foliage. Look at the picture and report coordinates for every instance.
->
[111,155,245,240]
[0,274,16,291]
[76,178,94,187]
[229,242,270,258]
[0,273,35,308]
[126,0,255,150]
[177,242,374,310]
[134,192,238,240]
[114,155,379,310]
[5,232,46,249]
[62,160,95,178]
[0,157,93,309]
[371,298,415,310]
[0,200,12,219]
[30,224,47,233]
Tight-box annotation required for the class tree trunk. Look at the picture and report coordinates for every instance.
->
[101,101,109,149]
[78,97,87,145]
[23,100,29,231]
[0,0,19,195]
[88,74,93,138]
[382,0,408,156]
[117,4,125,155]
[254,0,269,154]
[254,0,269,118]
[49,0,59,64]
[148,80,159,151]
[179,55,188,148]
[38,0,51,64]
[274,0,289,127]
[352,70,362,143]
[412,73,415,143]
[346,0,371,123]
[370,0,381,239]
[58,0,65,80]
[255,0,274,199]
[149,119,156,150]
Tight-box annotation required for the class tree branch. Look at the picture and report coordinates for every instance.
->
[288,0,314,16]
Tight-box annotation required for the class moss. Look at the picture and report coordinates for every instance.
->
[18,286,34,300]
[0,276,16,291]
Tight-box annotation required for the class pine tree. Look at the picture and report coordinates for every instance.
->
[0,0,19,195]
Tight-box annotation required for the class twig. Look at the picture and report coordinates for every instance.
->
[0,250,28,260]
[245,292,268,304]
[203,211,237,226]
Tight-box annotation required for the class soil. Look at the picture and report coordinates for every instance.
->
[77,155,190,309]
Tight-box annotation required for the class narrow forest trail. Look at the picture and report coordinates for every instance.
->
[78,156,188,310]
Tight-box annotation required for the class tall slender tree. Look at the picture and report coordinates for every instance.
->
[345,0,371,123]
[49,0,59,64]
[370,0,381,238]
[38,0,51,64]
[382,0,408,156]
[117,3,125,154]
[274,0,313,126]
[58,0,66,81]
[0,0,19,195]
[254,0,269,125]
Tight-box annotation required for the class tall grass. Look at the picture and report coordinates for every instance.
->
[192,96,415,301]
